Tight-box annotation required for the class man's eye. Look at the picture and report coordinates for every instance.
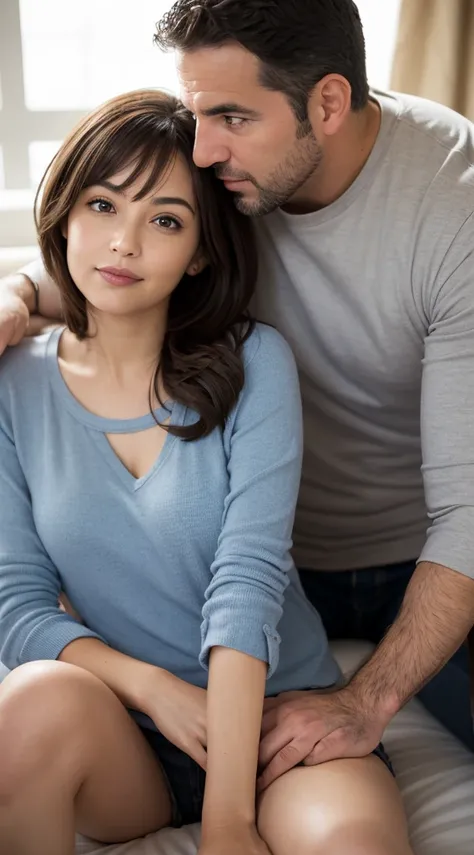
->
[223,116,247,128]
[88,198,113,213]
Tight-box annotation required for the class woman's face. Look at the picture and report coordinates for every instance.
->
[64,152,204,320]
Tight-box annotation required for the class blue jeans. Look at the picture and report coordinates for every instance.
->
[299,561,474,751]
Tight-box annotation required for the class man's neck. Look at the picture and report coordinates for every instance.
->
[283,99,382,215]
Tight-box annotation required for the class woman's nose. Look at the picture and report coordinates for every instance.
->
[109,223,140,257]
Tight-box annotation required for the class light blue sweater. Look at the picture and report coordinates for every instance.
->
[0,324,339,706]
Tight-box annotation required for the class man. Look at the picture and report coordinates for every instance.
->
[2,0,474,791]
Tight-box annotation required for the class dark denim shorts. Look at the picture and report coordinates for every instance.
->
[140,727,394,828]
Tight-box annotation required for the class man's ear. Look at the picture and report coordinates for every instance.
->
[186,250,208,277]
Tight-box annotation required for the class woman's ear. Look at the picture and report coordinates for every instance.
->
[60,219,68,240]
[186,250,208,277]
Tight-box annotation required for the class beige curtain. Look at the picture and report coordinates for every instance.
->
[390,0,474,121]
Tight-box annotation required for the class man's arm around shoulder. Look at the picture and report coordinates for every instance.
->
[0,259,62,354]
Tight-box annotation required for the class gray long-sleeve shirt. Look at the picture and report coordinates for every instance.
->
[254,90,474,574]
[0,324,339,695]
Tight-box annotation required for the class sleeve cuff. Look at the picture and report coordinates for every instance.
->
[419,517,474,580]
[19,614,106,665]
[199,617,281,678]
[17,257,45,286]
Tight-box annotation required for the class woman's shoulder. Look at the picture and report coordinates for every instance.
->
[0,330,52,375]
[0,329,56,408]
[223,321,302,447]
[227,322,301,424]
[241,322,297,375]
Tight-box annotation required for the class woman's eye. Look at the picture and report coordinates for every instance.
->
[154,215,181,230]
[88,198,113,213]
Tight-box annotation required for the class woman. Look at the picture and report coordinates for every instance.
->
[0,90,413,855]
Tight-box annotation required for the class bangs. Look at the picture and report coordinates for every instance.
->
[82,117,188,200]
[35,91,198,230]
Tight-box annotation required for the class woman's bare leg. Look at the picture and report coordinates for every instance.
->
[257,754,413,855]
[0,661,172,855]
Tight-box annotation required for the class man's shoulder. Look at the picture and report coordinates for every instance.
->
[385,89,474,156]
[378,89,474,193]
[254,91,474,257]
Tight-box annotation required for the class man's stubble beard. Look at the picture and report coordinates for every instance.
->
[233,130,323,217]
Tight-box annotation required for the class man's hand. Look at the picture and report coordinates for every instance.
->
[0,287,31,354]
[258,563,474,792]
[257,686,394,791]
[0,273,59,355]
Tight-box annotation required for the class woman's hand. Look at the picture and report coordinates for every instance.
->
[58,592,83,622]
[142,670,208,769]
[57,595,207,766]
[199,822,271,855]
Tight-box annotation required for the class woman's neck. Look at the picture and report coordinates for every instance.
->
[59,307,168,411]
[78,308,166,385]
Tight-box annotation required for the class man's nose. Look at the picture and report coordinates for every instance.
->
[193,124,230,168]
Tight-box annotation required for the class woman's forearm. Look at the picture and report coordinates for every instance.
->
[202,647,267,834]
[58,636,162,712]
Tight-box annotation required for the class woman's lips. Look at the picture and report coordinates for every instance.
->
[97,267,143,286]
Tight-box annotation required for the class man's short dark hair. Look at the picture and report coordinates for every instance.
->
[155,0,370,124]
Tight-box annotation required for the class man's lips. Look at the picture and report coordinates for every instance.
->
[221,177,250,190]
[97,267,143,286]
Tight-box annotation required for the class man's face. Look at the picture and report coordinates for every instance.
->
[177,43,322,216]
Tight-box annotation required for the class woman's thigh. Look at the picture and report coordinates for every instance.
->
[0,661,172,843]
[257,754,413,855]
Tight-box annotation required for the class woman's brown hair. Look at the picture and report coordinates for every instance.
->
[35,89,257,440]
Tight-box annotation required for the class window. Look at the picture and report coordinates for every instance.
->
[356,0,402,91]
[0,0,401,247]
[0,0,176,247]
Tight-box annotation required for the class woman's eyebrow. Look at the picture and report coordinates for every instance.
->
[151,196,196,216]
[92,182,196,216]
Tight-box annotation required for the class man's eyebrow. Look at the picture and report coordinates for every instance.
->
[92,182,195,216]
[199,103,261,118]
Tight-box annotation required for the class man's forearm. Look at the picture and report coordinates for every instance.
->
[348,561,474,715]
[3,259,62,320]
[2,273,38,314]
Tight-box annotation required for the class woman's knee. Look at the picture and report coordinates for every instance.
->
[257,757,412,855]
[0,661,112,797]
